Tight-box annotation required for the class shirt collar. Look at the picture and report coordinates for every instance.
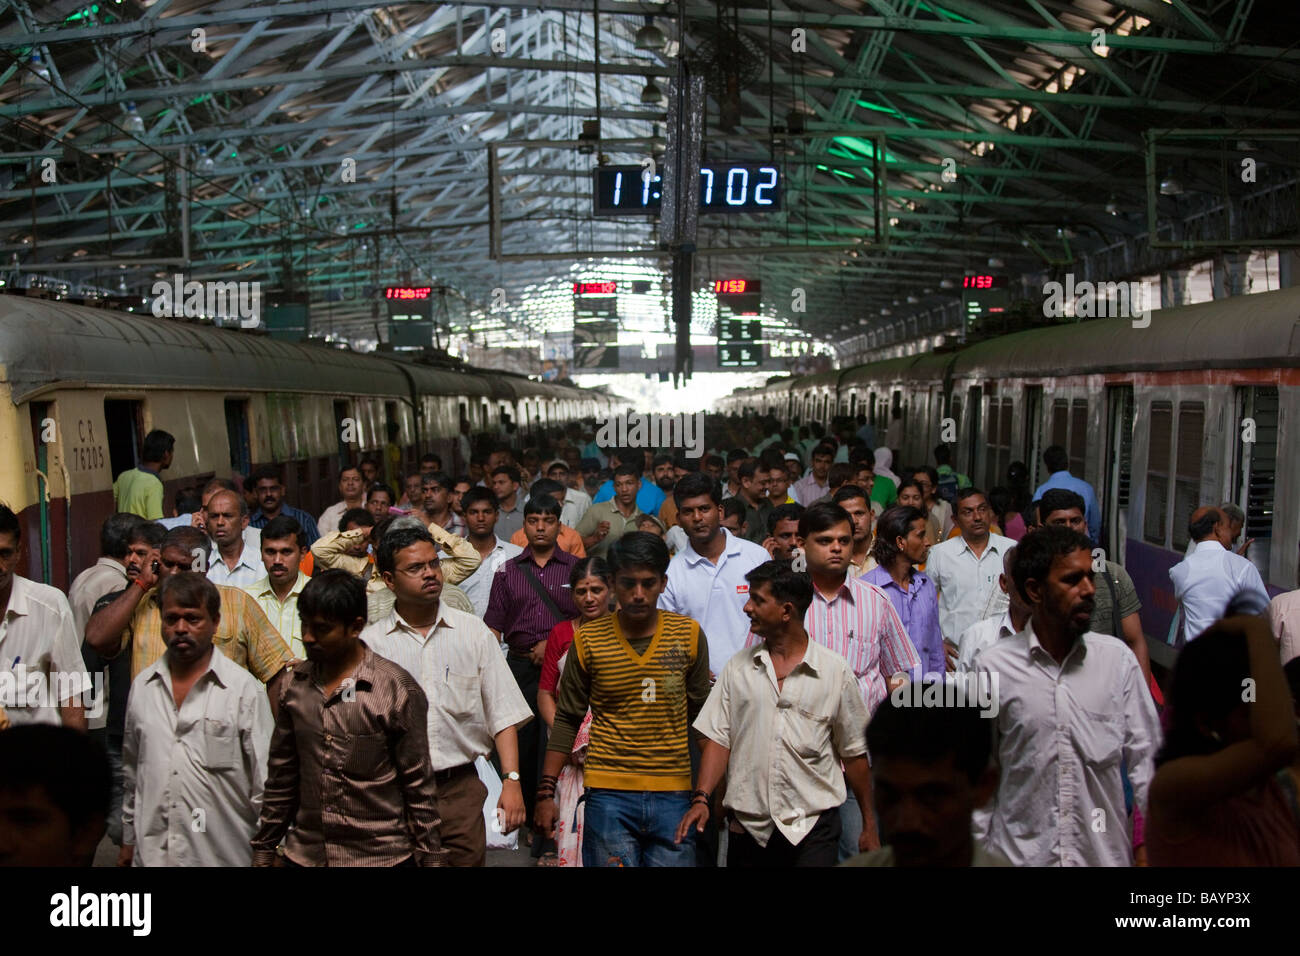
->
[685,528,742,566]
[1192,539,1226,555]
[251,571,309,600]
[145,645,230,691]
[94,556,128,575]
[998,609,1018,638]
[751,640,822,677]
[813,577,854,605]
[1023,617,1088,667]
[3,575,33,618]
[386,607,453,640]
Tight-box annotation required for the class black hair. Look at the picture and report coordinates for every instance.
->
[811,443,836,461]
[100,513,142,560]
[338,463,362,479]
[895,479,924,500]
[1284,656,1300,710]
[933,444,952,466]
[528,478,566,503]
[913,465,939,487]
[672,453,698,473]
[1157,622,1251,767]
[461,486,499,511]
[848,445,873,466]
[175,486,202,514]
[0,725,111,834]
[130,520,165,549]
[872,505,927,566]
[988,485,1016,527]
[745,559,813,618]
[0,503,19,542]
[491,465,522,484]
[767,502,805,535]
[827,462,856,488]
[161,525,208,564]
[798,502,852,539]
[249,465,280,487]
[759,448,786,472]
[421,471,455,492]
[523,495,562,519]
[261,515,307,550]
[298,568,368,624]
[721,497,748,525]
[1189,508,1222,543]
[141,429,174,463]
[612,462,641,482]
[674,472,720,507]
[340,507,375,530]
[728,448,749,465]
[1011,525,1092,603]
[420,453,442,467]
[866,692,994,785]
[376,525,435,575]
[1043,445,1069,474]
[955,486,986,506]
[703,454,725,471]
[607,530,670,577]
[1039,488,1086,521]
[737,459,763,482]
[832,484,870,507]
[366,482,394,502]
[570,555,614,589]
[158,571,221,619]
[652,453,674,469]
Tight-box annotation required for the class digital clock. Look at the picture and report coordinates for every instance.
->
[385,286,432,300]
[713,279,761,294]
[592,164,781,216]
[962,275,1009,289]
[573,281,617,296]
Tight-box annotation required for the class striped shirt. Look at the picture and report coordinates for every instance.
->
[746,575,920,714]
[483,549,579,652]
[551,612,710,791]
[116,585,292,683]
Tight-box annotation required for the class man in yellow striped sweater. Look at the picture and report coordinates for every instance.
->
[536,532,712,866]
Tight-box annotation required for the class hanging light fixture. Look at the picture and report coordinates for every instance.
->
[1105,195,1120,216]
[635,16,665,52]
[640,78,666,106]
[1159,168,1183,195]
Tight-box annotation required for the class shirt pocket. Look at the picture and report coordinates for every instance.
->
[202,718,238,771]
[1076,709,1124,769]
[784,705,833,763]
[342,731,390,779]
[438,673,481,722]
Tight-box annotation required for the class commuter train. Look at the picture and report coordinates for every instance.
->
[0,295,618,590]
[720,285,1300,667]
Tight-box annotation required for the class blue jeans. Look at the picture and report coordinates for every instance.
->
[837,788,862,863]
[581,789,695,867]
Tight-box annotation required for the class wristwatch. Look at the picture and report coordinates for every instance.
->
[503,771,521,782]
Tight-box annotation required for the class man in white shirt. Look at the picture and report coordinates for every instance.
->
[459,486,524,617]
[955,546,1029,672]
[546,459,592,529]
[926,488,1016,642]
[1170,506,1270,642]
[119,573,272,867]
[0,506,87,729]
[658,472,770,676]
[317,465,367,536]
[69,514,146,635]
[204,489,263,589]
[362,525,532,866]
[975,525,1161,866]
[242,514,311,658]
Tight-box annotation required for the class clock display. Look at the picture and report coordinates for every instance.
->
[593,164,781,216]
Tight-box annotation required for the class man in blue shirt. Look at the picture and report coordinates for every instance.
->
[591,447,665,515]
[1031,446,1100,543]
[248,466,321,546]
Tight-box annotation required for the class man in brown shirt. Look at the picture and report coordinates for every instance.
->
[251,570,444,867]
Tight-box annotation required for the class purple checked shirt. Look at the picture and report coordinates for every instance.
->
[861,565,945,679]
[483,548,580,653]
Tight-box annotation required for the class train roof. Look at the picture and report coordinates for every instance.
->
[0,296,588,404]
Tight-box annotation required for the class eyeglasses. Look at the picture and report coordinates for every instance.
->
[397,559,441,576]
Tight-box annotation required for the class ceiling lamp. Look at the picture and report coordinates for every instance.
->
[1159,170,1183,195]
[641,78,666,106]
[635,17,665,52]
[1105,195,1120,216]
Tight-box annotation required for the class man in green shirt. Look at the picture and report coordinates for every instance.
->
[112,430,174,520]
[576,464,643,557]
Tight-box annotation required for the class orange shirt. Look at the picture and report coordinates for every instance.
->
[511,523,588,558]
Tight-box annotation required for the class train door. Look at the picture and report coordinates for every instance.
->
[1023,386,1043,487]
[29,402,54,584]
[1069,399,1088,477]
[224,399,251,477]
[104,399,144,479]
[1233,386,1278,583]
[986,390,1013,491]
[333,400,352,469]
[965,386,982,482]
[1103,385,1134,563]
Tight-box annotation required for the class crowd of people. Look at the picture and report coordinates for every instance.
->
[1,411,1297,869]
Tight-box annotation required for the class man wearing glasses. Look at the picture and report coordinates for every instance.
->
[925,488,1017,644]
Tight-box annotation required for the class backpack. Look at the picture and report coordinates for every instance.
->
[936,471,959,508]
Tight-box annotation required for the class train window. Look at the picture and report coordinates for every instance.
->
[333,400,351,467]
[1069,400,1088,475]
[966,386,982,480]
[1144,402,1173,547]
[224,399,251,477]
[1107,387,1134,509]
[1236,386,1278,541]
[103,399,144,480]
[986,397,1014,489]
[1023,386,1043,487]
[1172,402,1205,551]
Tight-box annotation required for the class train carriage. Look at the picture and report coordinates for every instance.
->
[0,296,609,589]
